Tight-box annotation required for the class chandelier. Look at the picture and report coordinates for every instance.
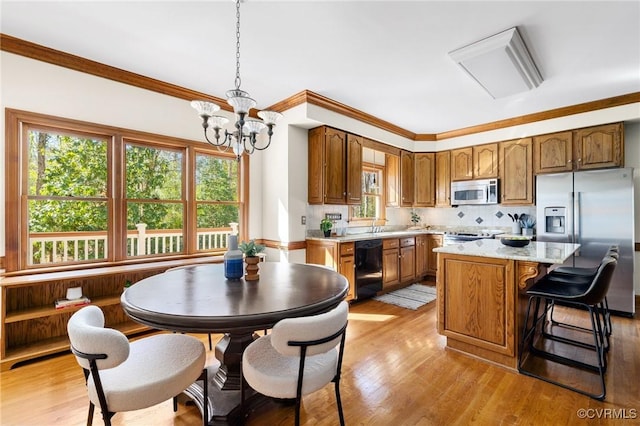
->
[191,0,282,161]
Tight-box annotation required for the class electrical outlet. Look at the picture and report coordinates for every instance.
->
[301,216,306,225]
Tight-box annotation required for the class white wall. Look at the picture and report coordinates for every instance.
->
[0,51,264,257]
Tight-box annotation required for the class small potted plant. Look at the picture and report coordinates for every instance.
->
[238,240,265,281]
[410,210,421,227]
[320,218,333,237]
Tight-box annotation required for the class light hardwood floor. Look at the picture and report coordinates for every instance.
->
[1,293,638,426]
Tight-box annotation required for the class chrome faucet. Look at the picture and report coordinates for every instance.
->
[371,217,378,233]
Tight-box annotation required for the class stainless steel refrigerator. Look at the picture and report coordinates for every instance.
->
[536,168,635,316]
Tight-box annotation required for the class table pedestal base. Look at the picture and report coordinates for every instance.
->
[182,364,286,425]
[214,332,257,390]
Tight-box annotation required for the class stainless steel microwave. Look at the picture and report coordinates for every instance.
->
[451,179,499,205]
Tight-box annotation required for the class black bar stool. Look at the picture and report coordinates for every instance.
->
[518,256,617,400]
[546,245,618,340]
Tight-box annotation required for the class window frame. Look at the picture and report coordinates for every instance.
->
[349,162,386,223]
[4,108,249,273]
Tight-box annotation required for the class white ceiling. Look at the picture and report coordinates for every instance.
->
[1,0,639,135]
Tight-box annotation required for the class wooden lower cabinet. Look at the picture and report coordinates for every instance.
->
[306,240,356,301]
[339,242,356,301]
[382,239,400,288]
[426,234,442,275]
[437,253,517,368]
[415,235,428,278]
[399,237,416,283]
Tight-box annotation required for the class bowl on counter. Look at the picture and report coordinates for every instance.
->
[500,237,531,247]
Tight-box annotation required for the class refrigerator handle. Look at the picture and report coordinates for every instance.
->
[574,191,581,256]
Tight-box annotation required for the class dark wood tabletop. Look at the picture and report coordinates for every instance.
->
[121,261,349,334]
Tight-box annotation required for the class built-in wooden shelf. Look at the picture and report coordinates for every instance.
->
[5,295,122,323]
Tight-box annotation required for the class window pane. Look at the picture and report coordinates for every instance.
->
[125,144,182,200]
[196,204,238,252]
[27,130,107,197]
[126,202,184,256]
[27,200,108,265]
[352,195,380,219]
[195,154,238,201]
[197,204,239,228]
[362,170,381,194]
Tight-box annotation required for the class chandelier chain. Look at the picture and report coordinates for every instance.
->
[234,0,241,90]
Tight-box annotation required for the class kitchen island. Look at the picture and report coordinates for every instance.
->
[433,239,580,370]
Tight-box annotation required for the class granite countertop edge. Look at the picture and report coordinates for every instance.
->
[306,229,446,243]
[433,240,581,264]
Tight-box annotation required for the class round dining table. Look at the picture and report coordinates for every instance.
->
[121,261,348,424]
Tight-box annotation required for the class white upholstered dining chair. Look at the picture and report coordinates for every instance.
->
[67,305,207,426]
[241,301,349,426]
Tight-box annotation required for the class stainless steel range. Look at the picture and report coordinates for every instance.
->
[442,230,504,246]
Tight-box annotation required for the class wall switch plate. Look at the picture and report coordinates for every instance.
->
[301,216,306,225]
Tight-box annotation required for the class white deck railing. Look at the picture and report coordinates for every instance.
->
[28,225,234,265]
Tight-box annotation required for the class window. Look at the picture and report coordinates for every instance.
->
[351,165,385,221]
[5,109,247,271]
[26,127,110,265]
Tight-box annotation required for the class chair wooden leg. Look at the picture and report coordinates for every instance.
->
[208,334,212,351]
[173,396,177,412]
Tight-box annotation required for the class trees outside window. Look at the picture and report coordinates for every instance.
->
[5,109,246,272]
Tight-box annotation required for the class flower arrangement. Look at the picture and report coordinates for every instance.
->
[238,240,265,257]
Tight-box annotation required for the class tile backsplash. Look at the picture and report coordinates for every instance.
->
[306,204,536,235]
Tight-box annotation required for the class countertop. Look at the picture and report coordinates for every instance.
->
[306,229,445,243]
[433,239,580,264]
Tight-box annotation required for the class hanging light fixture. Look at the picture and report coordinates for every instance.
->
[191,0,282,161]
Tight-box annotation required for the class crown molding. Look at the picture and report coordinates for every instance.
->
[0,33,230,111]
[2,34,638,143]
[436,92,640,140]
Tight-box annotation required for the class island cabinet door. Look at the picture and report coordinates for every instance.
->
[438,254,516,358]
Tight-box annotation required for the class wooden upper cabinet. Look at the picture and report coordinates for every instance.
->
[533,131,573,174]
[473,143,499,179]
[324,128,347,204]
[435,151,451,207]
[499,138,533,205]
[386,153,400,207]
[307,127,325,204]
[451,147,473,181]
[307,126,362,205]
[574,123,623,170]
[414,152,435,207]
[400,151,414,207]
[346,134,363,204]
[452,144,497,181]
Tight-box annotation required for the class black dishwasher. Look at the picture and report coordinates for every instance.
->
[355,239,383,300]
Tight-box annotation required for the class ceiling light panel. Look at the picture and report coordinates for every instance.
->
[449,27,543,99]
